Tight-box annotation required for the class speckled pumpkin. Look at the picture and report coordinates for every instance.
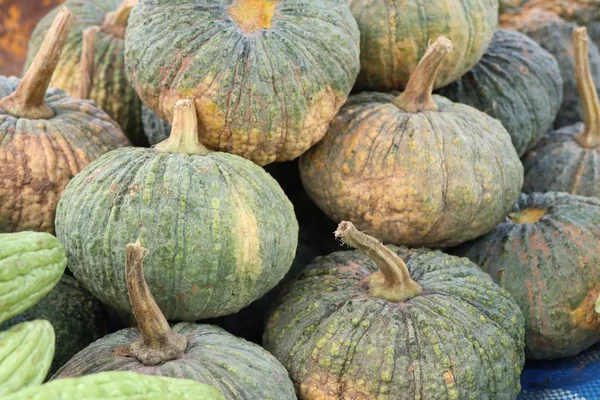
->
[501,8,600,128]
[300,37,524,248]
[52,242,296,400]
[124,0,360,165]
[0,8,129,233]
[141,104,170,146]
[348,0,498,91]
[438,29,563,156]
[454,192,600,360]
[25,0,145,146]
[264,222,525,399]
[523,28,600,197]
[55,100,298,321]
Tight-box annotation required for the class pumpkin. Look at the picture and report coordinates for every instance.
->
[0,8,130,233]
[124,0,360,166]
[454,192,600,360]
[7,371,225,400]
[264,221,525,399]
[438,29,563,156]
[25,0,145,146]
[55,99,298,321]
[0,231,67,325]
[1,275,108,375]
[522,28,600,196]
[348,0,498,91]
[0,320,55,396]
[53,242,296,400]
[300,37,523,248]
[501,8,600,128]
[141,104,170,146]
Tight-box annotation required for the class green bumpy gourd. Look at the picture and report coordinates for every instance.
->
[0,232,67,324]
[5,371,225,400]
[0,320,55,396]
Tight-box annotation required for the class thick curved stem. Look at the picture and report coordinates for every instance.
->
[335,221,423,302]
[0,7,73,119]
[573,27,600,148]
[392,37,454,113]
[155,100,210,155]
[79,26,100,100]
[125,242,187,366]
[101,0,138,38]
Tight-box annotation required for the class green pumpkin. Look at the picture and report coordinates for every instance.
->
[6,371,225,400]
[25,0,145,145]
[454,192,600,360]
[264,222,525,399]
[348,0,498,91]
[300,37,523,248]
[1,275,108,375]
[53,242,296,400]
[56,100,298,321]
[141,104,170,146]
[523,27,600,197]
[438,29,563,156]
[124,0,360,165]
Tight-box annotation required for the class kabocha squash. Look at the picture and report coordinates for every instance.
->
[141,104,170,146]
[25,0,145,145]
[0,8,130,233]
[454,192,600,360]
[0,232,67,325]
[1,275,108,375]
[56,100,298,321]
[264,222,525,399]
[0,320,55,396]
[7,371,225,400]
[348,0,498,91]
[125,0,360,165]
[501,8,600,128]
[300,37,523,248]
[438,29,563,156]
[523,28,600,197]
[53,242,296,400]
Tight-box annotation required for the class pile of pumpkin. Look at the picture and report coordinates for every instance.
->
[1,0,600,399]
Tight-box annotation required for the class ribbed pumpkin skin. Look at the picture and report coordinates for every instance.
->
[501,8,600,128]
[348,0,498,91]
[141,104,170,146]
[1,275,108,375]
[125,0,360,165]
[264,247,525,399]
[53,323,295,400]
[24,0,145,146]
[522,124,600,197]
[455,192,600,359]
[438,29,563,156]
[300,93,524,248]
[0,77,129,233]
[55,147,298,321]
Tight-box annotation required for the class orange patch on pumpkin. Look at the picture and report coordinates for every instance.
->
[227,0,278,34]
[569,283,600,333]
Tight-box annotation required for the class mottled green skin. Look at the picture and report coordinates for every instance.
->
[438,29,563,156]
[300,92,524,248]
[25,0,146,146]
[1,275,108,375]
[348,0,499,91]
[0,231,66,324]
[53,323,295,399]
[454,192,600,359]
[0,320,55,396]
[125,0,360,165]
[55,147,298,321]
[6,371,225,400]
[264,247,525,399]
[141,104,170,146]
[522,124,600,197]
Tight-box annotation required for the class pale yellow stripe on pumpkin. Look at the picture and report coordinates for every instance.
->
[232,193,262,279]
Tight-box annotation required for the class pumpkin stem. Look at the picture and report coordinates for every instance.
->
[228,0,278,34]
[392,37,454,113]
[125,241,187,366]
[101,0,138,38]
[335,221,423,302]
[79,26,100,100]
[0,7,73,120]
[573,27,600,148]
[155,100,210,156]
